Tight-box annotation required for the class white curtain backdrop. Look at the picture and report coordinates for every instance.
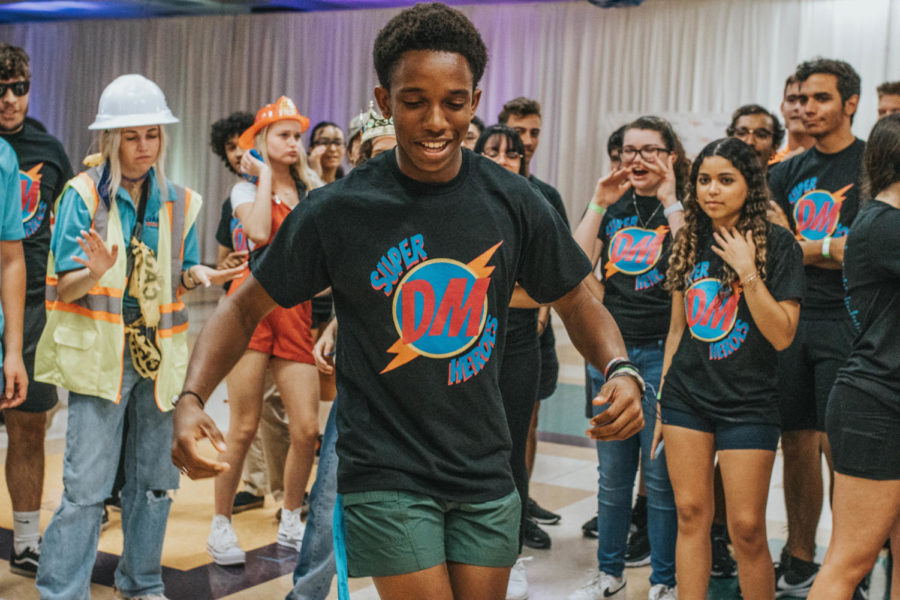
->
[2,0,898,262]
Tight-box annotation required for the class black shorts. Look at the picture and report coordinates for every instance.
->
[9,302,58,413]
[776,317,854,432]
[827,382,900,481]
[537,323,558,401]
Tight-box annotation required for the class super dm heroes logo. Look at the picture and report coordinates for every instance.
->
[21,164,46,237]
[370,235,501,385]
[604,223,668,290]
[788,178,852,241]
[684,262,748,361]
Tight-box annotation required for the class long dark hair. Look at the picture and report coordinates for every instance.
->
[862,114,900,198]
[309,120,346,180]
[473,124,526,176]
[666,137,769,293]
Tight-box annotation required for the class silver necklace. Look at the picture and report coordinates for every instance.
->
[633,192,662,228]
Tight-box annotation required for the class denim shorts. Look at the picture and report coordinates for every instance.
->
[661,405,780,451]
[342,489,520,577]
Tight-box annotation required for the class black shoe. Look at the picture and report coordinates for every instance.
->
[630,494,648,531]
[104,494,122,513]
[710,533,737,578]
[581,514,598,538]
[624,524,650,567]
[523,518,551,550]
[10,543,39,577]
[852,575,869,600]
[527,497,561,525]
[233,491,265,514]
[101,506,110,531]
[774,551,819,598]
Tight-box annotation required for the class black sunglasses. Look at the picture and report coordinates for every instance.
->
[0,81,29,97]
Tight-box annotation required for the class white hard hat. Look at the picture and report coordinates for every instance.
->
[88,74,179,130]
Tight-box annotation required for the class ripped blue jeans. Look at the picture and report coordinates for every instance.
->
[37,340,180,600]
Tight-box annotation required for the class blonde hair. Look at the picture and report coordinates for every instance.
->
[254,124,323,192]
[98,126,169,202]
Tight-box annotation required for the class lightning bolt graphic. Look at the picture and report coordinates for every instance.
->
[24,163,43,182]
[831,183,852,207]
[380,242,503,375]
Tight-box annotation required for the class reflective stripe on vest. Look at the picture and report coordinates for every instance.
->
[36,166,200,409]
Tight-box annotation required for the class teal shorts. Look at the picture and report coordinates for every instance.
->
[342,489,520,578]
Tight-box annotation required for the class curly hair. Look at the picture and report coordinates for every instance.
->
[625,116,691,200]
[726,104,785,152]
[862,113,900,198]
[666,137,769,294]
[473,124,527,176]
[373,3,488,91]
[210,111,254,175]
[0,43,29,80]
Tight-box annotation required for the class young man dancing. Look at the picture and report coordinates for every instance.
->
[173,4,644,599]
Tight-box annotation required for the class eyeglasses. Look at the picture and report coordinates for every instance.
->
[621,146,669,161]
[0,80,29,97]
[312,138,343,148]
[483,148,522,160]
[734,127,773,140]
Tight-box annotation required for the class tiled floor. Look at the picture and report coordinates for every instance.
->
[0,292,840,599]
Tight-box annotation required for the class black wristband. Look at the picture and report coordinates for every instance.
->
[606,359,638,378]
[176,390,205,409]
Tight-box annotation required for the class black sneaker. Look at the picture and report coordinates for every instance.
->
[527,497,560,525]
[233,491,265,514]
[624,524,650,567]
[775,551,819,598]
[710,533,737,578]
[581,514,598,538]
[523,518,551,550]
[101,506,110,531]
[105,492,122,513]
[10,544,39,577]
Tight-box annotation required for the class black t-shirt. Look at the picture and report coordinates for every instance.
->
[214,196,247,292]
[252,149,591,502]
[528,174,569,356]
[661,224,804,424]
[834,200,900,401]
[505,175,570,353]
[0,121,73,306]
[768,139,864,318]
[597,191,673,344]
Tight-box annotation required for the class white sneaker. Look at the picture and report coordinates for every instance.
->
[649,583,678,600]
[567,570,626,600]
[276,507,305,551]
[207,515,246,566]
[506,556,532,600]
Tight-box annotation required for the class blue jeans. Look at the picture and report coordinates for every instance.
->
[589,340,676,586]
[287,400,339,600]
[36,347,179,600]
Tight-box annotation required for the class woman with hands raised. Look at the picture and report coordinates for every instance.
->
[569,117,689,600]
